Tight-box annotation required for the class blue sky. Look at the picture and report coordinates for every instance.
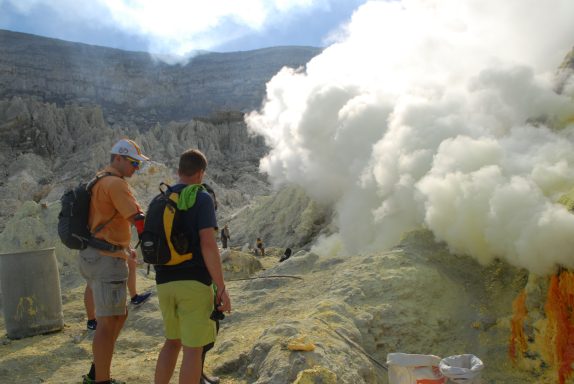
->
[0,0,369,54]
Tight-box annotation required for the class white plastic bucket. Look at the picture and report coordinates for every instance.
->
[439,354,484,383]
[387,353,447,384]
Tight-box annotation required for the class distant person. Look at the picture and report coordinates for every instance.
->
[221,224,231,249]
[84,255,152,330]
[153,149,231,384]
[256,237,265,257]
[78,139,149,384]
[279,248,292,263]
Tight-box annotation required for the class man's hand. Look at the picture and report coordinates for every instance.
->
[216,288,231,313]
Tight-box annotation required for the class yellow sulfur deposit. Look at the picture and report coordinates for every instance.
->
[293,366,337,384]
[509,289,528,363]
[287,335,316,352]
[543,271,574,384]
[557,189,574,211]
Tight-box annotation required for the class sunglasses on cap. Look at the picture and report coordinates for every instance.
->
[122,155,142,168]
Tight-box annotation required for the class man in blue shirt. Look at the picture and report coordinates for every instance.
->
[153,149,231,384]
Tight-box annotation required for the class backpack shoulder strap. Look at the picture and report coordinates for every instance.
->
[159,182,179,209]
[87,171,120,191]
[90,172,122,234]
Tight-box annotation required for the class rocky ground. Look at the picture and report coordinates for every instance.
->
[0,225,566,384]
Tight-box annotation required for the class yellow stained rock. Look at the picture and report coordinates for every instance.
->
[293,366,337,384]
[287,336,316,352]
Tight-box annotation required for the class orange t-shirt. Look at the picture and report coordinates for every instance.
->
[89,166,141,258]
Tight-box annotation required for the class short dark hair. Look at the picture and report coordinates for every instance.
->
[179,149,207,176]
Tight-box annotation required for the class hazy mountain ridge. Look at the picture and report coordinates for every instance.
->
[0,29,322,126]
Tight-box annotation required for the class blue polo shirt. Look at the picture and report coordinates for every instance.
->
[154,184,217,285]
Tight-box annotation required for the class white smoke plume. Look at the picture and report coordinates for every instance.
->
[247,0,574,274]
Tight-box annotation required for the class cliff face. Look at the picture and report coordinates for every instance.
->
[0,29,321,125]
[0,30,322,232]
[556,46,574,94]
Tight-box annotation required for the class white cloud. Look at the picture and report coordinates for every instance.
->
[6,0,43,13]
[247,0,574,274]
[5,0,341,56]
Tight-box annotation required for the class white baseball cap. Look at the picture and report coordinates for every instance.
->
[110,139,149,161]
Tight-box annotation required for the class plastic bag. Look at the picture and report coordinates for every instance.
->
[387,353,447,384]
[439,354,483,383]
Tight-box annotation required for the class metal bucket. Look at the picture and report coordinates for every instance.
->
[0,247,64,339]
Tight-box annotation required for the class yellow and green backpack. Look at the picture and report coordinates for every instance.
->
[140,183,195,265]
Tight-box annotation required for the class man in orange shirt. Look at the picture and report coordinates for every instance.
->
[79,139,149,384]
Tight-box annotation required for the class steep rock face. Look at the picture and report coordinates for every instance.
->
[556,46,574,94]
[0,30,322,232]
[0,29,321,125]
[224,185,334,250]
[0,97,271,232]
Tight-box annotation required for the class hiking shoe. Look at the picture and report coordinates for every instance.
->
[202,372,221,384]
[82,375,125,384]
[130,291,152,306]
[86,319,97,331]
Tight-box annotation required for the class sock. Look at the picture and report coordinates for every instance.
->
[95,381,111,384]
[131,294,138,300]
[88,362,96,380]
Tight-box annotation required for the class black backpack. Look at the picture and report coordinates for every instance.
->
[57,172,116,250]
[140,183,194,265]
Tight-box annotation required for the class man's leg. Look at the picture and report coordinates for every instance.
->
[84,285,96,321]
[155,338,182,384]
[127,255,137,298]
[179,346,203,384]
[127,256,152,305]
[93,313,127,381]
[91,256,129,382]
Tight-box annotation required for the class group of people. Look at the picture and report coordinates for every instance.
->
[78,139,230,384]
[220,225,266,259]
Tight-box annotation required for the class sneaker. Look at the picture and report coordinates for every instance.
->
[86,319,97,331]
[82,375,125,384]
[202,372,221,384]
[130,291,152,306]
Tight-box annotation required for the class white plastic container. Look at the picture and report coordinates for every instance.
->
[439,354,484,384]
[387,353,447,384]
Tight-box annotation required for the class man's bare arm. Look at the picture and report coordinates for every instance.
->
[200,227,231,313]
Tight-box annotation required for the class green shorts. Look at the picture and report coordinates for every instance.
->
[157,280,216,348]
